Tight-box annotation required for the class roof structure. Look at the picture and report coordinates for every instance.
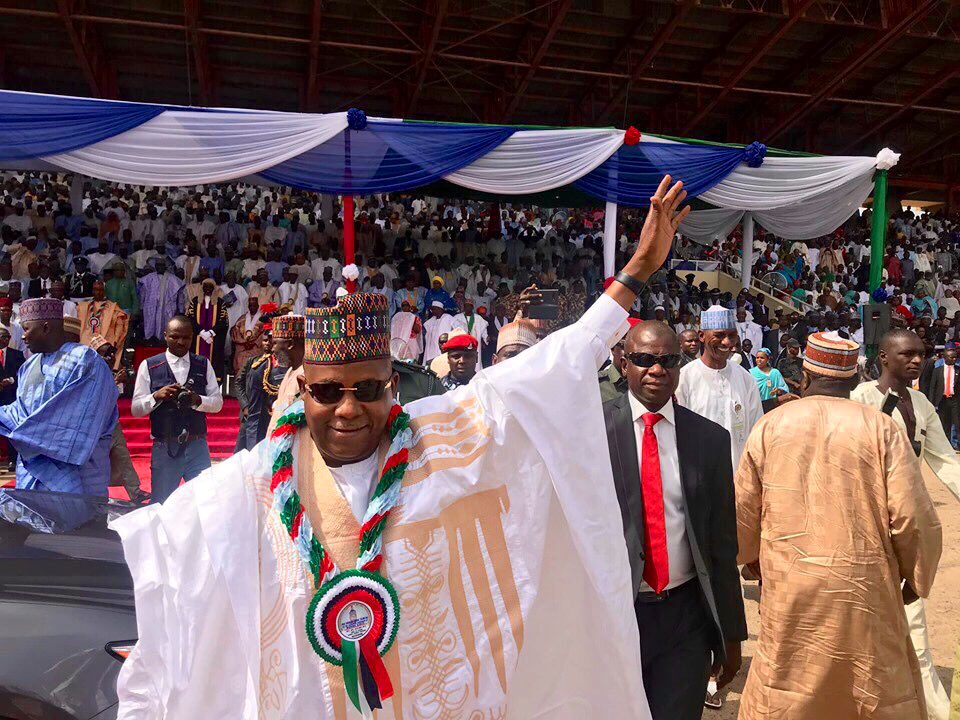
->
[1,0,958,204]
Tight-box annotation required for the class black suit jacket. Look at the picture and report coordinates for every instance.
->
[0,347,25,405]
[603,395,748,660]
[925,362,960,408]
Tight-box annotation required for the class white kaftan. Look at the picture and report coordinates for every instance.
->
[675,357,764,468]
[111,295,652,720]
[421,313,456,364]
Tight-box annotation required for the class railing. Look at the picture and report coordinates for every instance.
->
[670,259,816,314]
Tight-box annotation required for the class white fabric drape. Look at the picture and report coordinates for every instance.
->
[42,110,349,186]
[445,128,624,194]
[741,212,754,289]
[679,208,745,244]
[752,170,876,240]
[698,155,877,210]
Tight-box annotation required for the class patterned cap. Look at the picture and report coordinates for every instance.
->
[89,334,110,351]
[803,331,860,378]
[700,305,735,331]
[305,292,390,365]
[496,320,538,353]
[19,297,63,323]
[273,314,305,339]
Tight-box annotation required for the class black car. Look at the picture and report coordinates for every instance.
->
[0,489,139,720]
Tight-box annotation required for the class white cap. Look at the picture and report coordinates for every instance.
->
[431,300,444,309]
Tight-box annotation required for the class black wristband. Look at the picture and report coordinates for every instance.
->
[614,271,646,296]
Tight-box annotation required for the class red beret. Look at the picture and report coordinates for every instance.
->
[627,317,642,328]
[0,298,11,309]
[441,334,478,352]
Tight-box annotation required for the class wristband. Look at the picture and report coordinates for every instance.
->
[614,271,646,296]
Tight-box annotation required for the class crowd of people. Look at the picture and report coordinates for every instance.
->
[0,170,958,720]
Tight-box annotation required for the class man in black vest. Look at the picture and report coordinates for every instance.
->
[602,320,746,720]
[131,315,223,503]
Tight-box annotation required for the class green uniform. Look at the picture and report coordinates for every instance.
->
[598,362,627,403]
[394,359,445,404]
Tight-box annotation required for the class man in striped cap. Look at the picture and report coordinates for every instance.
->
[734,331,942,720]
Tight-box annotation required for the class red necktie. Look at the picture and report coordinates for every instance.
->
[640,412,670,594]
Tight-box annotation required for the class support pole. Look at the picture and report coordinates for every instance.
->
[869,169,889,293]
[343,195,356,293]
[603,201,617,283]
[741,212,754,289]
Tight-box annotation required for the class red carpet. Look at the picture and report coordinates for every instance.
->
[109,396,242,500]
[118,397,242,459]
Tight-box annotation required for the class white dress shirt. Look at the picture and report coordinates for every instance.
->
[131,350,224,418]
[627,394,696,592]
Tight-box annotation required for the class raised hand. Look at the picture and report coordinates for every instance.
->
[629,175,690,281]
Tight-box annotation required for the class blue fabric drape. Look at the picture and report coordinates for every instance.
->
[0,91,164,159]
[261,121,514,193]
[575,142,747,206]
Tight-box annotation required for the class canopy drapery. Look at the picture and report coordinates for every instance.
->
[0,90,899,244]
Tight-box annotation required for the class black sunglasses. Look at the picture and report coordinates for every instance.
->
[305,379,391,405]
[624,352,682,369]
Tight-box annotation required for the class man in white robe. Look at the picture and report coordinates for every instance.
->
[421,300,456,365]
[389,306,422,361]
[452,298,489,368]
[851,328,960,720]
[676,305,764,468]
[734,307,762,357]
[109,176,692,720]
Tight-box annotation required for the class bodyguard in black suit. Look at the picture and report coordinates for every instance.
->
[603,320,747,720]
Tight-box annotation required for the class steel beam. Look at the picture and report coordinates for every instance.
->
[184,0,214,105]
[403,0,448,117]
[596,0,698,123]
[499,0,572,122]
[56,0,116,98]
[764,0,940,141]
[844,65,960,151]
[682,0,818,134]
[305,0,323,111]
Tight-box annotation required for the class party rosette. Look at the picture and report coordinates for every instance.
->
[306,569,400,713]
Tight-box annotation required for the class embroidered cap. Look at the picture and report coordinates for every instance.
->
[273,314,305,339]
[19,297,63,323]
[305,292,390,365]
[63,315,81,336]
[700,305,735,331]
[803,331,860,378]
[495,320,538,353]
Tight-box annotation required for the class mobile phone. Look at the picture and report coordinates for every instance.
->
[527,288,559,320]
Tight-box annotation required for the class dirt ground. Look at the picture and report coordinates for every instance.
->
[714,462,959,719]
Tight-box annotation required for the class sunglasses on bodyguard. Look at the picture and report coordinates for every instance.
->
[624,352,682,369]
[305,379,392,405]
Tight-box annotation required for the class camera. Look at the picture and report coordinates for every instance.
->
[176,378,196,410]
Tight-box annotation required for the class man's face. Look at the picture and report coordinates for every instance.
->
[0,330,10,348]
[21,319,50,354]
[248,296,259,313]
[700,329,738,366]
[679,330,699,356]
[743,340,753,355]
[882,334,925,382]
[787,344,800,358]
[448,349,478,383]
[619,326,680,410]
[493,343,528,364]
[50,282,64,300]
[163,319,193,357]
[0,307,11,325]
[945,349,957,365]
[736,308,746,322]
[299,358,398,467]
[260,333,273,353]
[272,336,294,366]
[92,281,106,301]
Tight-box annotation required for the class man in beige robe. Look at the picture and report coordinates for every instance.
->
[78,280,129,369]
[736,331,942,720]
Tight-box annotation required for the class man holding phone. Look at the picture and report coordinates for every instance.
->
[131,314,223,503]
